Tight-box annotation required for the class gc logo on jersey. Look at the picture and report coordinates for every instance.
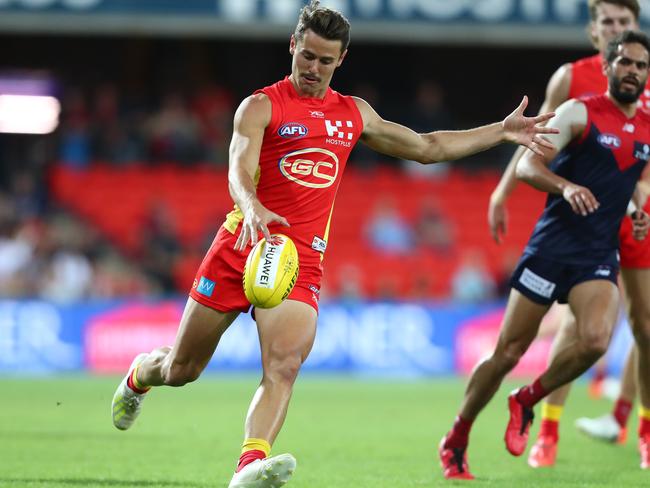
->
[278,122,308,139]
[597,133,621,149]
[279,148,339,189]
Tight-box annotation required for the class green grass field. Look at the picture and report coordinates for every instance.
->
[1,375,647,487]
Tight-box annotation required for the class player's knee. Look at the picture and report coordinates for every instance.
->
[264,353,303,386]
[577,327,609,359]
[162,360,203,387]
[495,343,526,372]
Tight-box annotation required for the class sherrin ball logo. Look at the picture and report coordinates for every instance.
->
[279,148,339,188]
[243,234,299,309]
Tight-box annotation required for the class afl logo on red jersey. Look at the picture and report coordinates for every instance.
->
[597,133,621,149]
[279,148,339,189]
[278,122,308,139]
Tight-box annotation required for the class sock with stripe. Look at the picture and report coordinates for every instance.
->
[236,438,271,473]
[516,377,548,409]
[639,405,650,439]
[126,364,150,394]
[444,415,473,449]
[612,397,633,429]
[539,402,563,442]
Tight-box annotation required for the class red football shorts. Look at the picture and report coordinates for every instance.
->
[189,226,322,313]
[619,200,650,269]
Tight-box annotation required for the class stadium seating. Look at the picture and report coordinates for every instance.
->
[49,164,544,299]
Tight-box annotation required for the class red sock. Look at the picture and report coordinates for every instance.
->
[444,415,473,449]
[539,419,559,442]
[126,368,150,394]
[516,378,548,408]
[236,449,266,472]
[612,398,633,428]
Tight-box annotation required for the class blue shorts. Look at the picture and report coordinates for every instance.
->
[510,253,619,305]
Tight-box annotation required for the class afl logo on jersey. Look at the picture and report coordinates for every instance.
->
[278,122,308,139]
[597,133,621,149]
[279,148,339,189]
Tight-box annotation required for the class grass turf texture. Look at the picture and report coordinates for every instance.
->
[0,376,647,487]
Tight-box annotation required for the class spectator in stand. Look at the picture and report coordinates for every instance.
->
[451,248,496,303]
[402,80,454,177]
[415,197,455,255]
[365,195,413,254]
[146,92,202,165]
[192,83,234,166]
[138,200,182,294]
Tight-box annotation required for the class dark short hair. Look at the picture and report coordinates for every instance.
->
[605,30,650,64]
[588,0,640,21]
[294,0,351,52]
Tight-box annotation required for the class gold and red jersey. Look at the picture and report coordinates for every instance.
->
[225,76,363,272]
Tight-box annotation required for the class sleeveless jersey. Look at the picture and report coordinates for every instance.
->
[525,95,650,264]
[569,54,650,111]
[224,77,363,271]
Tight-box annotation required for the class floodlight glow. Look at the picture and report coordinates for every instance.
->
[0,94,61,134]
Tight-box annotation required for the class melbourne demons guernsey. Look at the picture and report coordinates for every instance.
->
[224,77,363,272]
[570,54,650,110]
[525,95,650,264]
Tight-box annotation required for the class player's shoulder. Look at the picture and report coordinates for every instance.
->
[234,92,272,126]
[571,54,601,68]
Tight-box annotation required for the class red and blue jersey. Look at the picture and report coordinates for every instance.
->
[525,95,650,264]
[224,77,363,273]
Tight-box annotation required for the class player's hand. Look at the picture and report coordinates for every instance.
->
[488,192,508,244]
[235,202,290,252]
[632,210,650,241]
[502,96,559,156]
[562,184,600,216]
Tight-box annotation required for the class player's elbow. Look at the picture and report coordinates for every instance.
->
[515,160,533,183]
[421,133,446,164]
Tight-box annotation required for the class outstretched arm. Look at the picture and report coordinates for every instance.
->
[355,95,558,164]
[489,63,571,243]
[228,94,289,251]
[516,99,599,217]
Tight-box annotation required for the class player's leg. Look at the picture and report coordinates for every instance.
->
[529,306,575,468]
[620,267,650,469]
[440,289,549,479]
[575,344,636,444]
[112,297,239,430]
[506,280,619,457]
[228,299,317,487]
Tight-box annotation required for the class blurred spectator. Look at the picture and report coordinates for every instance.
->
[146,92,202,164]
[348,82,385,168]
[336,262,365,304]
[451,249,496,303]
[495,248,520,298]
[90,83,143,164]
[402,80,453,178]
[138,200,182,294]
[415,198,454,255]
[192,83,234,166]
[365,195,413,255]
[58,87,91,168]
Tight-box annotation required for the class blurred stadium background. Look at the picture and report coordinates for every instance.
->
[0,1,644,486]
[0,0,636,378]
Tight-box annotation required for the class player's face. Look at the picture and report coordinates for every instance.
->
[591,3,638,53]
[289,29,347,98]
[607,43,650,104]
